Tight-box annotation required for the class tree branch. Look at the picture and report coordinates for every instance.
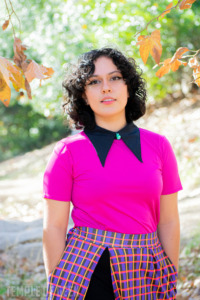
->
[134,0,182,37]
[8,0,21,34]
[4,0,15,37]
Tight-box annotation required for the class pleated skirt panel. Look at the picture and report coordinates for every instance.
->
[46,226,178,300]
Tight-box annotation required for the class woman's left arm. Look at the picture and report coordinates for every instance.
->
[157,192,180,272]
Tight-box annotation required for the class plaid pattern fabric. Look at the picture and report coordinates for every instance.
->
[46,226,178,300]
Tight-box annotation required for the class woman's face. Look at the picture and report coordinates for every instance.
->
[82,56,129,124]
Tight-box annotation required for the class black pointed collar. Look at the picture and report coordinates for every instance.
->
[83,122,143,167]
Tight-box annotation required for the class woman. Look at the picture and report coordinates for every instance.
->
[42,47,183,300]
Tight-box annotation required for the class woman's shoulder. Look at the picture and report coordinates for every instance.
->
[139,126,165,142]
[59,130,85,144]
[54,130,88,151]
[138,127,174,158]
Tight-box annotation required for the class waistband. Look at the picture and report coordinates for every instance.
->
[67,226,160,248]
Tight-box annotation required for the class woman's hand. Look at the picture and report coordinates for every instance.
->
[157,192,180,272]
[42,199,71,277]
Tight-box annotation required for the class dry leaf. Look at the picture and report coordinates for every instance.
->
[188,57,199,69]
[136,29,162,64]
[7,61,26,91]
[188,137,198,143]
[24,60,54,84]
[13,37,28,69]
[25,78,32,99]
[0,57,11,107]
[0,56,26,105]
[0,37,54,106]
[179,0,197,10]
[2,19,9,31]
[0,71,11,107]
[156,47,189,77]
[193,66,200,87]
[0,57,10,86]
[171,47,190,61]
[160,2,173,18]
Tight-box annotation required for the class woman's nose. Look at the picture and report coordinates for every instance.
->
[102,80,112,93]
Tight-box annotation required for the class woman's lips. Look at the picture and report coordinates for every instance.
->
[101,99,116,104]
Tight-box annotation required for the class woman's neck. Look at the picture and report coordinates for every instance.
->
[95,117,127,132]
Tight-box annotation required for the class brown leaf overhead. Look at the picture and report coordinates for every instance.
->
[193,66,200,87]
[0,57,10,86]
[7,62,26,92]
[0,38,54,106]
[24,60,54,85]
[2,20,9,31]
[13,38,54,98]
[179,0,197,10]
[0,56,25,106]
[160,2,173,18]
[0,73,11,107]
[156,47,189,78]
[188,57,199,69]
[136,30,162,64]
[0,57,11,107]
[25,78,32,99]
[13,37,28,69]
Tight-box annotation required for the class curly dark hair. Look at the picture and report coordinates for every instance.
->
[62,47,147,130]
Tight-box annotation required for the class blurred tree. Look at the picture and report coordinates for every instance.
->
[1,0,199,112]
[0,101,70,161]
[0,0,199,160]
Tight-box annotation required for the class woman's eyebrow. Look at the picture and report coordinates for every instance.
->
[88,70,122,78]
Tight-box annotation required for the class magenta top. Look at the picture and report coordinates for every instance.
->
[43,123,183,234]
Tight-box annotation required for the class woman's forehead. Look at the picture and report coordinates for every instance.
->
[88,70,122,79]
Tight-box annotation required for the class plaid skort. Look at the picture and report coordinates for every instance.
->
[46,226,178,300]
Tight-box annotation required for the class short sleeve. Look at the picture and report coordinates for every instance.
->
[43,141,73,201]
[160,136,183,195]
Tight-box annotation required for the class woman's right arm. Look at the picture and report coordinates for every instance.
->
[42,198,71,278]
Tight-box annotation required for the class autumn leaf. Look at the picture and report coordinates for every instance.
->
[0,57,11,107]
[2,19,9,30]
[11,37,54,101]
[0,57,10,86]
[193,66,200,87]
[179,0,197,10]
[13,37,28,69]
[25,78,32,99]
[188,136,198,143]
[170,47,189,69]
[0,56,26,106]
[1,56,25,91]
[136,35,151,65]
[24,60,54,85]
[188,57,199,69]
[7,61,26,92]
[160,2,173,18]
[156,47,189,78]
[0,69,11,107]
[136,29,162,64]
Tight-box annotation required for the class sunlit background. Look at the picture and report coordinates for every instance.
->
[0,0,200,299]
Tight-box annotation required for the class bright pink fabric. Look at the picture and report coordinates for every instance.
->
[43,128,183,234]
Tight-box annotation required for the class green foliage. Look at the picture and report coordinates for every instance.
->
[0,0,199,159]
[184,228,200,256]
[1,0,199,114]
[0,101,71,162]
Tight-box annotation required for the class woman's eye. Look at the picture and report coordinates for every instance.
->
[111,76,122,80]
[88,80,99,85]
[87,76,122,85]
